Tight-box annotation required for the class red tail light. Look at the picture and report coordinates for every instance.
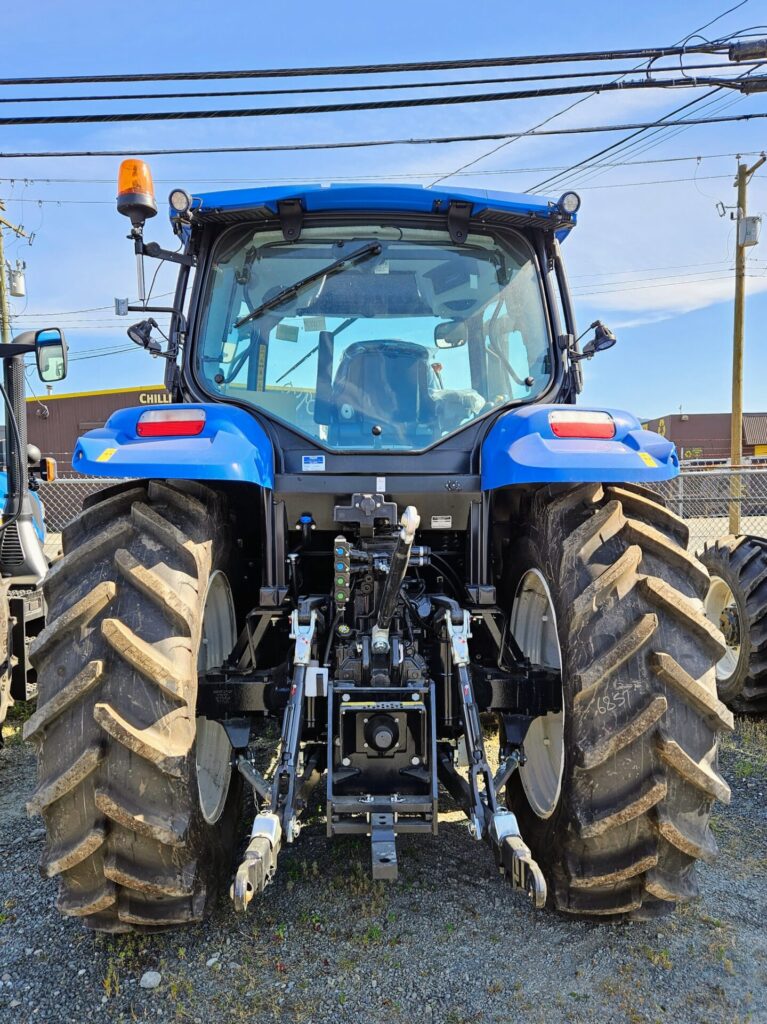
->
[549,411,615,439]
[137,409,206,437]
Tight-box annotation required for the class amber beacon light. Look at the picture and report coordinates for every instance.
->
[116,159,158,227]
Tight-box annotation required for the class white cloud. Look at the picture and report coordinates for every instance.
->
[577,274,767,317]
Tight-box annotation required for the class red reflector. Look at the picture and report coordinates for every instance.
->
[549,411,615,439]
[137,409,206,437]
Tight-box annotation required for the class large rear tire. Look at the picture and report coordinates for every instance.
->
[26,480,242,932]
[504,483,734,918]
[700,535,767,712]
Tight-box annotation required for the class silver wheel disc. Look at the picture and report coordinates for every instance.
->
[704,575,741,683]
[196,570,237,825]
[510,569,565,819]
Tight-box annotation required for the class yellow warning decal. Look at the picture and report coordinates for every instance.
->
[638,451,657,468]
[96,447,117,463]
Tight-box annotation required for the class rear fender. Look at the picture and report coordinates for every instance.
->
[481,405,678,489]
[72,404,275,488]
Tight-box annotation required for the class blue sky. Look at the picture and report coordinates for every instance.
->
[3,0,767,419]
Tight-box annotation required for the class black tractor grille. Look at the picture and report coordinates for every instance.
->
[0,522,24,570]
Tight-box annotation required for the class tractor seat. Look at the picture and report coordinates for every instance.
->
[330,340,437,447]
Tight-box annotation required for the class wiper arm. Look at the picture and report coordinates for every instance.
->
[234,241,382,330]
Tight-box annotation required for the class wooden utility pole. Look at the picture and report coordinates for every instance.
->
[729,155,766,534]
[0,200,32,345]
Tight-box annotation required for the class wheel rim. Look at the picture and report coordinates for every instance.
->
[704,575,741,683]
[510,569,565,819]
[196,570,237,826]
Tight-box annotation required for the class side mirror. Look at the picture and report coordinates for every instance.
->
[35,328,68,382]
[575,321,617,361]
[434,320,468,349]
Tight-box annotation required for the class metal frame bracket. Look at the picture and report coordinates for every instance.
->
[447,200,472,244]
[277,198,304,241]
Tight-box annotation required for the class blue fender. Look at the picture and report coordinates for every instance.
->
[73,404,275,489]
[481,405,678,489]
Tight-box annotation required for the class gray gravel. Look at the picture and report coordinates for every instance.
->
[1,716,766,1024]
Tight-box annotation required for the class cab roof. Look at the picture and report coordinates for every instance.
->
[184,182,577,239]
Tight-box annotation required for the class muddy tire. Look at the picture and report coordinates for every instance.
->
[700,535,767,712]
[0,583,11,748]
[25,480,242,932]
[504,483,734,918]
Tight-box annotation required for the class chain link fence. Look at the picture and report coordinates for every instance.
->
[35,468,767,553]
[37,477,123,533]
[650,467,767,552]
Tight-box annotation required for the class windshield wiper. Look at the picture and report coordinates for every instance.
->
[234,241,382,330]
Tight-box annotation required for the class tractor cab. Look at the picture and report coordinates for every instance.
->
[194,219,554,452]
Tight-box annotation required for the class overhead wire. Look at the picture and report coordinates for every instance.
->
[1,61,759,105]
[0,73,762,127]
[551,80,756,189]
[1,149,764,184]
[15,260,766,324]
[3,110,767,160]
[0,42,746,87]
[527,57,765,192]
[572,274,766,296]
[0,174,745,206]
[520,3,761,192]
[430,0,756,186]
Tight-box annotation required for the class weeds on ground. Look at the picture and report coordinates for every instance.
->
[2,700,34,746]
[643,945,673,970]
[721,717,767,778]
[97,931,151,992]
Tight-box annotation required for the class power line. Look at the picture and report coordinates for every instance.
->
[572,273,766,296]
[3,111,767,160]
[525,3,762,193]
[528,61,764,192]
[15,264,766,323]
[569,258,747,280]
[552,83,754,190]
[1,150,763,184]
[571,268,737,291]
[429,1,756,186]
[8,292,175,317]
[0,74,760,127]
[0,174,746,207]
[0,61,758,106]
[0,42,743,87]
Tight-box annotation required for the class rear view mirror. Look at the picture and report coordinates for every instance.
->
[35,328,68,382]
[434,320,468,349]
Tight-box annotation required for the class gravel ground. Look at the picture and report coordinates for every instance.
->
[1,713,766,1024]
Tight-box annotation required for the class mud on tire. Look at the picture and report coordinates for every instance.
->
[700,535,767,712]
[25,480,242,932]
[504,483,734,918]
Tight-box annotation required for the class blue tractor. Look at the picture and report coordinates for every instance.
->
[0,330,67,745]
[27,163,733,933]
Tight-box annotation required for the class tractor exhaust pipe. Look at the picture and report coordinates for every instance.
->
[372,505,420,653]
